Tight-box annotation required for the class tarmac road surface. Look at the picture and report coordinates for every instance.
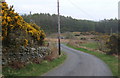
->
[43,44,112,76]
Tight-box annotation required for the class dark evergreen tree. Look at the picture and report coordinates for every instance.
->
[22,13,118,34]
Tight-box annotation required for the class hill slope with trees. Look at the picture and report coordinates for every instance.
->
[22,13,118,34]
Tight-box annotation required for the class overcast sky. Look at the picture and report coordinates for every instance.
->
[6,0,119,21]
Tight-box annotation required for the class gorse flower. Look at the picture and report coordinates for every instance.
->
[24,39,28,47]
[2,2,46,47]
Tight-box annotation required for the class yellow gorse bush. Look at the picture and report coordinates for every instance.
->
[2,2,46,47]
[24,39,28,47]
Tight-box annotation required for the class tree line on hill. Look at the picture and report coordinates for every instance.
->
[22,13,118,34]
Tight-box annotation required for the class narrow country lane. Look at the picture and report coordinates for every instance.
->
[43,44,112,76]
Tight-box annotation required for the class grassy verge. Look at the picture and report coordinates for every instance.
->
[80,42,98,49]
[67,44,119,76]
[3,53,67,76]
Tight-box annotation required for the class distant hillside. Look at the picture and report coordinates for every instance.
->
[22,13,118,34]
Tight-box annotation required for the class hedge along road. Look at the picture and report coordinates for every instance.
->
[43,44,112,76]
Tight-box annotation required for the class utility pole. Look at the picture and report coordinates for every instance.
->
[118,1,120,20]
[118,2,120,56]
[30,11,32,23]
[110,28,113,36]
[57,0,61,55]
[30,11,34,45]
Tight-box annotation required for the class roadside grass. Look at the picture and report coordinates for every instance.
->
[67,44,119,76]
[3,52,67,76]
[80,42,98,49]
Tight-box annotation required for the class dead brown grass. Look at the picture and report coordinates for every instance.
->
[45,38,70,43]
[68,39,86,47]
[9,61,26,69]
[44,38,60,61]
[67,39,107,54]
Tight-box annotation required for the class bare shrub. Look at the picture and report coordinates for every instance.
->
[44,41,59,61]
[32,58,43,64]
[9,61,26,69]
